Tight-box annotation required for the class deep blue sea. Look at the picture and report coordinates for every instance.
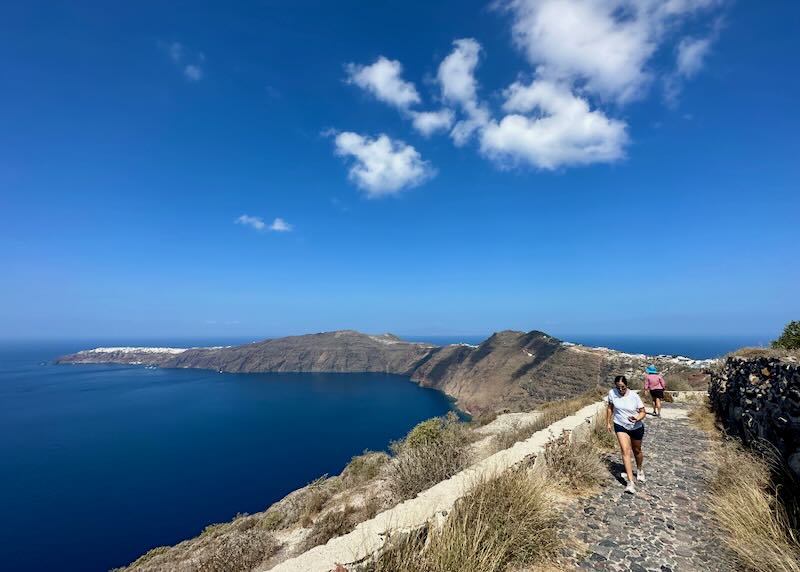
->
[0,340,455,572]
[0,334,767,571]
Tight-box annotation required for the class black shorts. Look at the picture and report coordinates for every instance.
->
[614,423,645,441]
[649,389,665,400]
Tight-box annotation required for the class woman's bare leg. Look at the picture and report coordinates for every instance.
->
[616,431,634,482]
[631,439,643,470]
[655,397,662,416]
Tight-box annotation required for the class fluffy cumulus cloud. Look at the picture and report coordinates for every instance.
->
[345,57,420,109]
[333,0,724,184]
[506,0,723,103]
[482,80,628,168]
[235,215,293,232]
[333,132,435,197]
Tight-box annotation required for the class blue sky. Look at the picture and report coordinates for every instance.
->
[1,1,798,340]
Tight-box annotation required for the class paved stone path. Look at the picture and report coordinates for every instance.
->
[556,403,735,572]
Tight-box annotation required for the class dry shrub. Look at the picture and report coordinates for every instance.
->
[116,516,282,572]
[709,441,800,572]
[543,434,604,491]
[300,505,359,552]
[259,510,283,531]
[298,475,337,526]
[198,526,280,572]
[366,469,560,572]
[388,412,472,501]
[341,451,389,488]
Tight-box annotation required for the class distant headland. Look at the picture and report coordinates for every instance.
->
[57,330,713,414]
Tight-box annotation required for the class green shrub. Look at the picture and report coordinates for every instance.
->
[388,413,471,501]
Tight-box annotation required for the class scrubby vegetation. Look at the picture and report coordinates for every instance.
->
[708,441,800,572]
[364,468,560,572]
[388,412,472,501]
[112,514,281,572]
[543,433,605,492]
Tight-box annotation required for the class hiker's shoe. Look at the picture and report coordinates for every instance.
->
[637,469,646,483]
[624,481,636,494]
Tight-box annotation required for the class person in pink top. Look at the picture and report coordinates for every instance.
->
[644,365,666,417]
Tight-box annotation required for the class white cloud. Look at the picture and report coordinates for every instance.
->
[410,109,454,136]
[235,214,266,231]
[482,79,628,169]
[346,57,421,109]
[333,132,435,197]
[183,64,203,81]
[505,0,723,103]
[437,39,490,144]
[676,36,712,78]
[235,214,293,233]
[269,217,293,232]
[163,41,204,81]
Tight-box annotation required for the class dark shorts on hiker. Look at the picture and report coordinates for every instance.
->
[649,389,665,400]
[614,423,645,441]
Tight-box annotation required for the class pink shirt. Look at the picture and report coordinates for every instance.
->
[644,374,666,390]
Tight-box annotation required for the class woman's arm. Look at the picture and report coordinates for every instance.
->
[606,402,614,431]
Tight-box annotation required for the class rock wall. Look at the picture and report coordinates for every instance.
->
[710,356,800,478]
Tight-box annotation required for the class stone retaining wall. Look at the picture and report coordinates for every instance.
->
[709,356,800,478]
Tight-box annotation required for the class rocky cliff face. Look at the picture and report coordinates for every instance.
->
[57,329,711,414]
[411,331,710,413]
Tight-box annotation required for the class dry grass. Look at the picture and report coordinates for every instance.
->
[708,441,800,572]
[543,433,605,492]
[727,347,800,360]
[688,399,718,435]
[589,411,616,451]
[300,504,359,552]
[388,412,472,501]
[365,468,560,572]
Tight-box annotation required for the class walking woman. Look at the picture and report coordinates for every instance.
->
[644,365,666,417]
[606,375,646,494]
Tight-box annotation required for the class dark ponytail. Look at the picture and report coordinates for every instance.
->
[614,375,628,386]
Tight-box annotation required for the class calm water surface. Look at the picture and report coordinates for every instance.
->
[0,341,455,572]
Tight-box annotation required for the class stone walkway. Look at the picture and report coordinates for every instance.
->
[556,403,735,572]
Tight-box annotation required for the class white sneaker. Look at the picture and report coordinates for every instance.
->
[624,481,636,494]
[637,469,646,483]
